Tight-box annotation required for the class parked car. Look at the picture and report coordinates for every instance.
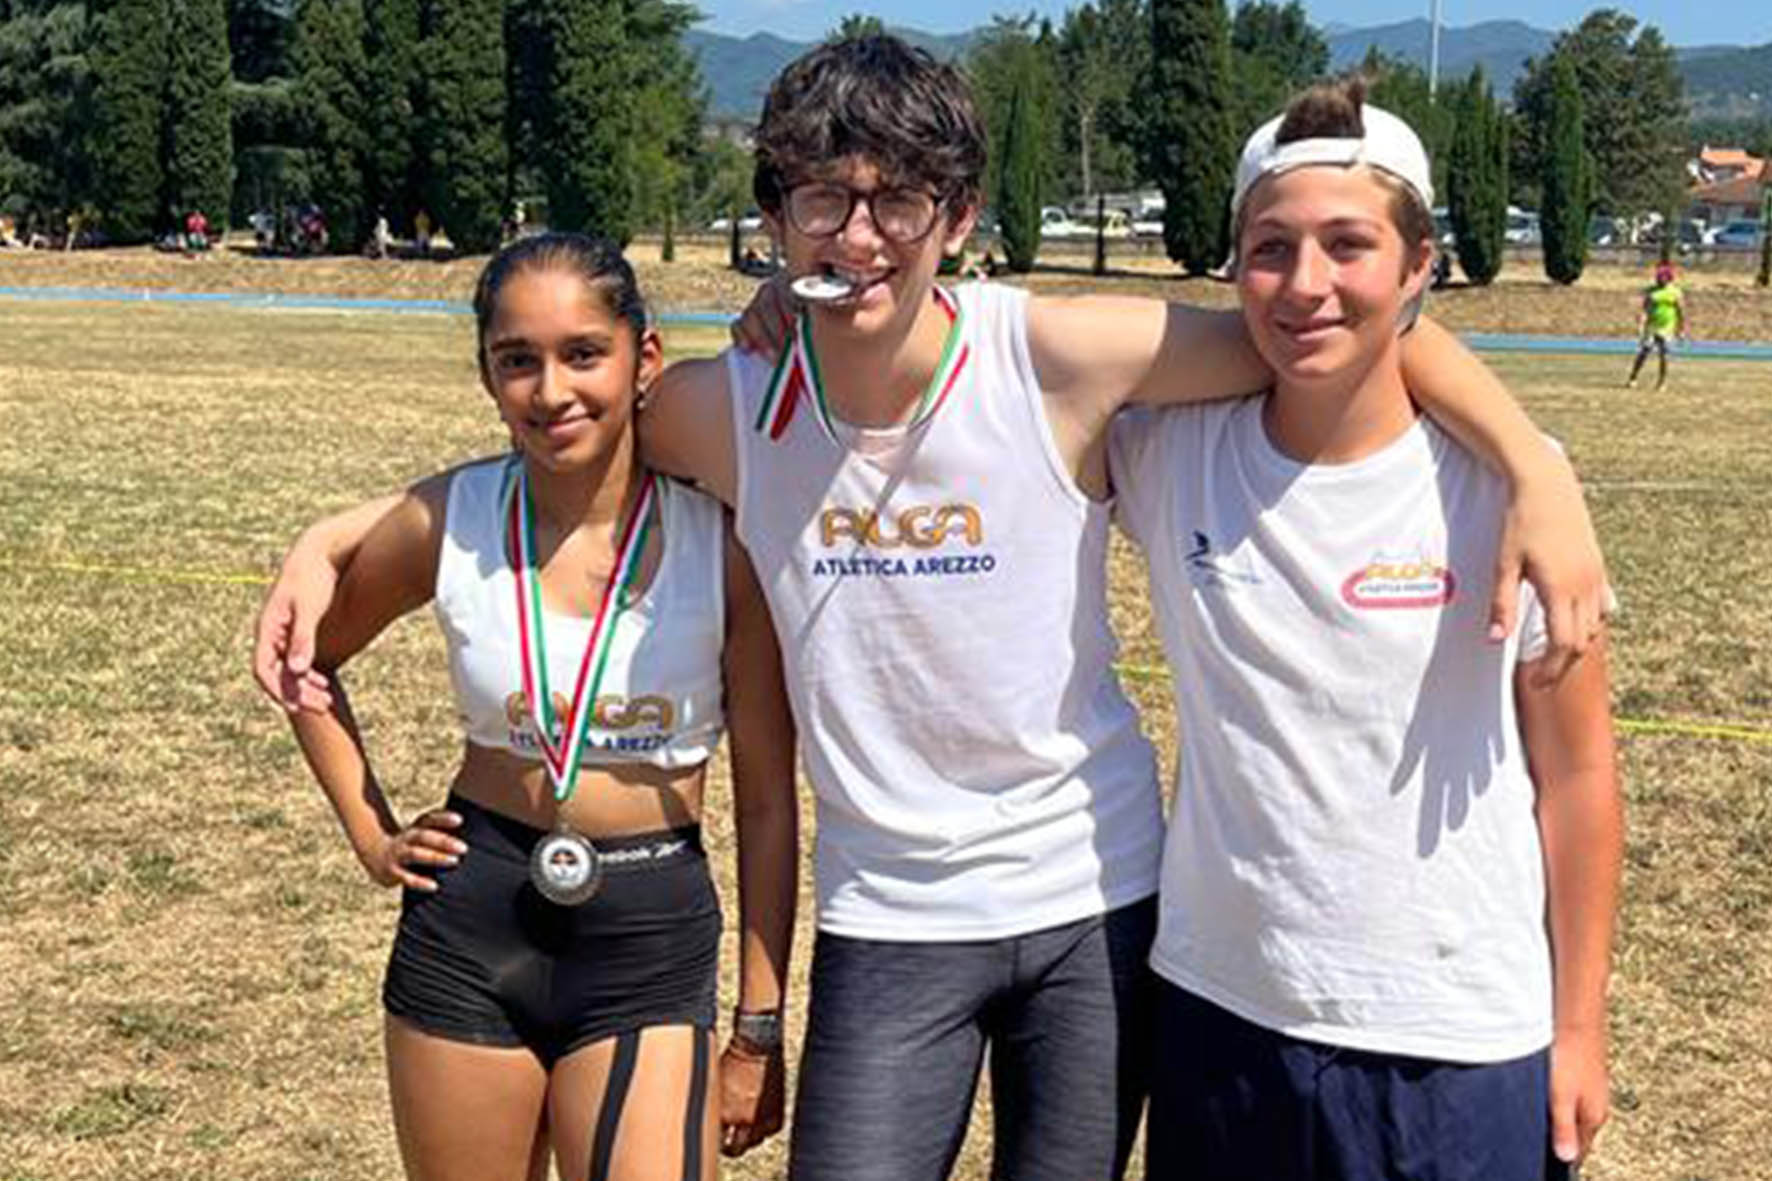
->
[1039,206,1091,238]
[1504,207,1541,246]
[1712,219,1765,249]
[708,212,763,232]
[1090,209,1133,239]
[1432,206,1455,248]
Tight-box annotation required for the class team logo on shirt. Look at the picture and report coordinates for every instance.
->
[811,502,997,579]
[819,503,984,548]
[1340,555,1456,609]
[504,691,676,754]
[1184,531,1261,587]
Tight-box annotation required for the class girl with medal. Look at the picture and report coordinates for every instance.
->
[282,233,797,1181]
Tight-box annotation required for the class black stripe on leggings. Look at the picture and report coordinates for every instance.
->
[590,1030,641,1181]
[681,1031,710,1181]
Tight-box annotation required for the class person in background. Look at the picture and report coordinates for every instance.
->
[1626,262,1688,390]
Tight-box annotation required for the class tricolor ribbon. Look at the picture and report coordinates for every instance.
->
[753,285,969,443]
[506,461,657,801]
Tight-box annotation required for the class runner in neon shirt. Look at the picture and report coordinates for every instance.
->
[1626,262,1688,390]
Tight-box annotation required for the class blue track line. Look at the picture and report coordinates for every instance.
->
[4,283,1770,356]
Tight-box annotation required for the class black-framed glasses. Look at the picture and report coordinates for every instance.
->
[784,183,942,243]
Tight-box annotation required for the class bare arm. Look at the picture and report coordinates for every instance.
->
[1400,318,1610,678]
[1027,295,1269,442]
[716,518,798,1157]
[1516,632,1622,1166]
[638,357,739,508]
[286,479,467,892]
[252,491,404,710]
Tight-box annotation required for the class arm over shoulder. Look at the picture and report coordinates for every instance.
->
[1028,294,1268,430]
[639,356,738,508]
[313,474,447,672]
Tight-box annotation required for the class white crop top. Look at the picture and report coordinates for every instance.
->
[434,456,727,770]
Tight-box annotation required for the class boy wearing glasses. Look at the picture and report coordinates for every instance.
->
[257,35,1609,1181]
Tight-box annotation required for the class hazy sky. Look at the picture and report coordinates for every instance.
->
[698,0,1772,48]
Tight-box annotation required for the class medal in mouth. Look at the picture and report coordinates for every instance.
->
[790,269,860,304]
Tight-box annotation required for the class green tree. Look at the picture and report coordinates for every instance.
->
[1056,0,1148,200]
[418,0,506,252]
[1360,49,1453,203]
[968,16,1060,215]
[1512,9,1685,217]
[829,13,884,42]
[1540,53,1590,284]
[1624,26,1686,221]
[292,0,368,248]
[535,0,633,241]
[996,47,1043,272]
[1147,0,1236,274]
[1447,65,1507,285]
[626,0,703,237]
[684,133,750,227]
[228,0,295,83]
[1229,0,1326,130]
[0,2,90,222]
[86,0,168,240]
[164,0,235,229]
[363,0,421,230]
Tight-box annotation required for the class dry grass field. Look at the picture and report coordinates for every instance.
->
[1,275,1769,1180]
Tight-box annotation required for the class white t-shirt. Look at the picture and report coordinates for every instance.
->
[728,281,1164,940]
[1110,397,1553,1063]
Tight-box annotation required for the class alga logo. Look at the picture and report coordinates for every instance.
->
[1340,557,1456,610]
[505,692,677,732]
[820,504,983,548]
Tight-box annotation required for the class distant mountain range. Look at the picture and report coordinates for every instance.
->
[685,19,1772,121]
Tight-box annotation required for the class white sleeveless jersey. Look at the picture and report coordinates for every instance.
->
[728,281,1162,940]
[434,456,726,770]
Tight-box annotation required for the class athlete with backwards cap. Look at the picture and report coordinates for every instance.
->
[1112,79,1620,1180]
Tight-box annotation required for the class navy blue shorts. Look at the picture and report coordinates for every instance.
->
[1146,981,1573,1181]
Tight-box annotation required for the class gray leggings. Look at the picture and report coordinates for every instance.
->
[787,897,1158,1181]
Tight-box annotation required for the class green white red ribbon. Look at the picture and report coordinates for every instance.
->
[753,286,968,443]
[506,461,657,801]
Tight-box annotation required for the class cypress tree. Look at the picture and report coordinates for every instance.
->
[86,0,167,241]
[363,0,421,231]
[418,0,507,253]
[163,0,233,231]
[1147,0,1236,275]
[537,0,634,242]
[1540,54,1590,285]
[292,0,369,249]
[1447,66,1507,286]
[996,54,1042,273]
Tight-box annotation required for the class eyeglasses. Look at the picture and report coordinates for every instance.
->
[784,183,942,243]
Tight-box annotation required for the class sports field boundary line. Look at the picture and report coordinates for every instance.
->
[4,284,1771,357]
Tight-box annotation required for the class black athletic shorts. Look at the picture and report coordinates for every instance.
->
[382,793,720,1066]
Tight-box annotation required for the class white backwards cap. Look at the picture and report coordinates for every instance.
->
[1230,101,1433,226]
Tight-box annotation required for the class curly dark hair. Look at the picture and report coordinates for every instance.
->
[752,35,987,218]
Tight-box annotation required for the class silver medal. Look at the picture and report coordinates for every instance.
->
[530,827,603,905]
[790,272,857,304]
